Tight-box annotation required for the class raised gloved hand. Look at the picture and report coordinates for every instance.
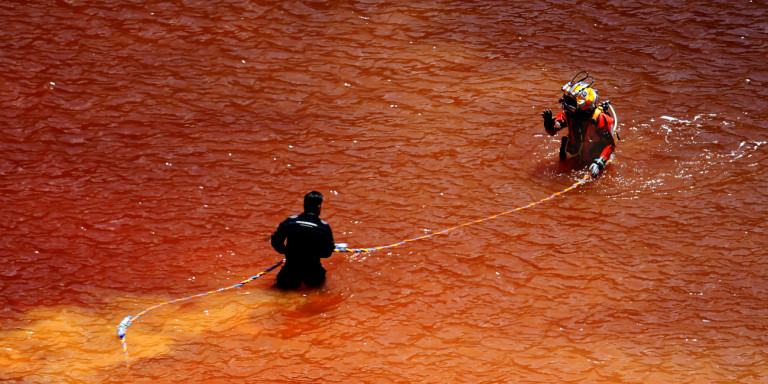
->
[589,158,606,178]
[600,100,611,112]
[542,109,555,134]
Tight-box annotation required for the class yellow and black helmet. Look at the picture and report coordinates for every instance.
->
[560,71,598,112]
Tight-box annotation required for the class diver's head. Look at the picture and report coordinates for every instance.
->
[303,190,324,215]
[560,71,599,115]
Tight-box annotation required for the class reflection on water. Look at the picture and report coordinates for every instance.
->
[1,0,767,382]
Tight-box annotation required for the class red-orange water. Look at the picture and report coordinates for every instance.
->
[2,1,767,383]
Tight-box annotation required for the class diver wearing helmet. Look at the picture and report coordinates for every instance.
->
[541,72,617,178]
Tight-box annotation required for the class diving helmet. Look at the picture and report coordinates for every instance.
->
[560,71,598,112]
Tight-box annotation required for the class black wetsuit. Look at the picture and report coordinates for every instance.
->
[270,212,335,289]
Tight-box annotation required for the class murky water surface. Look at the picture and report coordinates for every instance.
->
[1,1,767,383]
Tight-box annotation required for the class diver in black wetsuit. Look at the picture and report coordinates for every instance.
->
[270,191,335,290]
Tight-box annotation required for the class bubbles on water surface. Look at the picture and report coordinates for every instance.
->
[606,113,766,200]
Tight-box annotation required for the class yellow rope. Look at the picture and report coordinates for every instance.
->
[117,171,595,355]
[337,173,592,254]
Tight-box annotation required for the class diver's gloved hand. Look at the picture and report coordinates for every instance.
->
[589,158,606,178]
[542,109,555,134]
[600,100,611,111]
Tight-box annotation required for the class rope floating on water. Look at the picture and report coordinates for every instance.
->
[117,259,284,354]
[116,173,594,354]
[334,173,592,254]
